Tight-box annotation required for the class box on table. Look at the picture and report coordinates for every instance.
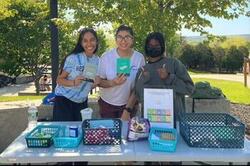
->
[25,125,60,148]
[180,113,245,148]
[148,127,177,152]
[82,119,122,145]
[53,126,83,148]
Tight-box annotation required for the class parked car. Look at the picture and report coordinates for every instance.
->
[0,74,13,88]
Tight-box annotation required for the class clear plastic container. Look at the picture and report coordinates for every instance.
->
[27,103,38,130]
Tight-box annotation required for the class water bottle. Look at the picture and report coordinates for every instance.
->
[27,103,38,129]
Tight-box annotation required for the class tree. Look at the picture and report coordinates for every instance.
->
[0,0,109,94]
[238,46,249,58]
[60,0,248,54]
[179,44,198,69]
[224,46,245,72]
[0,0,16,20]
[195,43,215,70]
[0,0,50,94]
[96,29,109,56]
[220,37,248,49]
[211,47,225,72]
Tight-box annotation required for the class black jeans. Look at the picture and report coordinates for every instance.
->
[53,96,88,121]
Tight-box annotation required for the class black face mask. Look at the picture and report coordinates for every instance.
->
[146,47,162,58]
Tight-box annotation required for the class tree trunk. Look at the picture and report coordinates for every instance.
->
[35,79,40,95]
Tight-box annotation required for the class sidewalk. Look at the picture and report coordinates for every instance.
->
[0,82,36,96]
[0,82,44,110]
[191,73,250,88]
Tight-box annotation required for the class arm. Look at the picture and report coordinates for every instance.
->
[159,60,194,96]
[98,74,127,88]
[98,77,115,88]
[57,55,85,87]
[56,70,85,87]
[170,60,194,96]
[91,76,102,89]
[96,53,127,88]
[121,91,138,121]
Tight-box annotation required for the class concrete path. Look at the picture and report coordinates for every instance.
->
[191,73,250,87]
[0,82,36,96]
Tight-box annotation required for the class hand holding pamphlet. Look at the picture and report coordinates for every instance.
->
[117,58,131,76]
[83,63,97,82]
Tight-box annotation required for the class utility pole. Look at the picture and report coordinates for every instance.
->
[50,0,59,92]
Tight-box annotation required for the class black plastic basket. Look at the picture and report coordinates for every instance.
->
[180,113,245,148]
[25,125,61,148]
[82,119,122,145]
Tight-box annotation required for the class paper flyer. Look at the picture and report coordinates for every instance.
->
[144,88,174,128]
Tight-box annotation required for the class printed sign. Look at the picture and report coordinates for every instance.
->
[144,88,174,128]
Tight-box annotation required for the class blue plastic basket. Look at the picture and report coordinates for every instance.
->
[180,113,245,148]
[53,126,83,148]
[25,125,60,148]
[82,119,122,145]
[148,127,177,152]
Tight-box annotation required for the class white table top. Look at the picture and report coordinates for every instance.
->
[134,135,250,162]
[0,121,135,163]
[1,121,250,164]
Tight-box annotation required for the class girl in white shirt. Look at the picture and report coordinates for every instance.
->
[97,25,145,118]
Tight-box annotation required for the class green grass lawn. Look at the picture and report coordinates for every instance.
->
[193,78,250,105]
[0,95,45,102]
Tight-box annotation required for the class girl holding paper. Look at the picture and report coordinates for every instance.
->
[53,28,99,121]
[97,25,145,118]
[121,32,194,121]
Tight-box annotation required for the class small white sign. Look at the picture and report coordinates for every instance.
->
[144,88,174,128]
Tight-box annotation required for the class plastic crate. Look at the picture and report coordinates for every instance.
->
[53,126,83,148]
[148,127,177,152]
[180,113,245,148]
[25,125,60,148]
[82,119,122,145]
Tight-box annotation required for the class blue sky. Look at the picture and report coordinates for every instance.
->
[181,15,250,36]
[181,3,250,36]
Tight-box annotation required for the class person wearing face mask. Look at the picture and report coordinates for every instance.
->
[121,32,194,121]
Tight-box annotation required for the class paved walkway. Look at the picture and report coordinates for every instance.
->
[0,82,36,96]
[191,73,250,88]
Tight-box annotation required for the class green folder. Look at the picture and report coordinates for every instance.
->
[117,58,130,76]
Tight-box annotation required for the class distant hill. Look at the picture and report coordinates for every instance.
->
[184,34,250,43]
